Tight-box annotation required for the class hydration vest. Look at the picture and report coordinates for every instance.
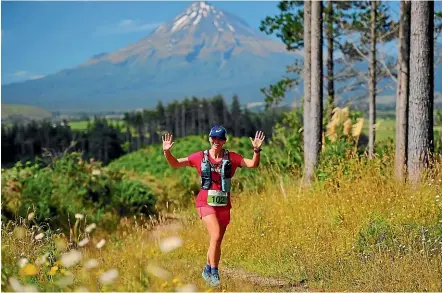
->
[200,149,232,192]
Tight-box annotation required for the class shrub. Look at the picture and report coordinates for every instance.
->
[1,153,158,231]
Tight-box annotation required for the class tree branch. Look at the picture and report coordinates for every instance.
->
[338,21,397,84]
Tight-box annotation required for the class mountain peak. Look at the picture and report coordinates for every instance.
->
[169,1,232,33]
[151,0,256,38]
[82,1,293,67]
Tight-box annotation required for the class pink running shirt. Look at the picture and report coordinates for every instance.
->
[188,150,243,209]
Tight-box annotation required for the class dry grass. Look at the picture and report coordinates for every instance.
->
[156,155,442,291]
[2,155,441,291]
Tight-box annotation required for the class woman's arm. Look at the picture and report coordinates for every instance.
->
[162,133,190,168]
[163,150,190,168]
[240,131,265,169]
[241,150,261,168]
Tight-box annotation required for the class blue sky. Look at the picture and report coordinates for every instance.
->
[4,1,438,86]
[1,1,283,85]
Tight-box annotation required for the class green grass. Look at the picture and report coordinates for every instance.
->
[362,118,397,142]
[69,119,125,131]
[362,118,442,142]
[1,104,51,120]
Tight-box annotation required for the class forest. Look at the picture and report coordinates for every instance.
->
[1,95,286,167]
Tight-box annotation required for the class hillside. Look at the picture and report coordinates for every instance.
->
[1,104,52,122]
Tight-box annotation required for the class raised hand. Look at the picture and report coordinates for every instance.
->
[162,133,175,151]
[249,131,265,150]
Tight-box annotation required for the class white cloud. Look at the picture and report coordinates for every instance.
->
[7,71,45,80]
[96,19,162,35]
[30,74,46,80]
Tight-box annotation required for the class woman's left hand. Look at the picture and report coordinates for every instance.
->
[249,131,265,149]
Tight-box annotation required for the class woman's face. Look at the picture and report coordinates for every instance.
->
[209,136,226,150]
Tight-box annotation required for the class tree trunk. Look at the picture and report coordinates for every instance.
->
[307,0,323,183]
[198,103,204,134]
[326,0,335,120]
[181,104,186,137]
[395,0,411,181]
[368,0,377,159]
[192,103,198,135]
[408,1,434,184]
[174,106,180,137]
[126,126,132,152]
[165,110,171,133]
[303,0,312,184]
[222,99,229,131]
[137,126,143,150]
[103,135,109,164]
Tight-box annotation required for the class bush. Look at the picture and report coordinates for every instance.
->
[1,153,158,231]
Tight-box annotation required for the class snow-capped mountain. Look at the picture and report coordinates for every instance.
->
[2,1,299,112]
[83,1,290,68]
[3,1,442,113]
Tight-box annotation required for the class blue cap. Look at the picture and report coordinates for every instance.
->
[209,125,227,140]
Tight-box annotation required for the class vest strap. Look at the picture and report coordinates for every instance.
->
[200,149,232,192]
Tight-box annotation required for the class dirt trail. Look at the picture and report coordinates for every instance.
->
[148,217,311,292]
[221,266,309,291]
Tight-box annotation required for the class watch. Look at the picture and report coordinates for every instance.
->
[253,148,262,153]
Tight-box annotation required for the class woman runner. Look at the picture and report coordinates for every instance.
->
[162,125,265,287]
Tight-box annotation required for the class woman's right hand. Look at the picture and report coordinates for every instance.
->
[162,133,175,151]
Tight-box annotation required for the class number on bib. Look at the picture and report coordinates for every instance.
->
[207,190,228,207]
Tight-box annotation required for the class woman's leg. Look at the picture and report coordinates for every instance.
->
[203,212,230,286]
[214,224,227,267]
[202,214,223,268]
[199,207,230,285]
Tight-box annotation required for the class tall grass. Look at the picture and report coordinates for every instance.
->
[144,154,442,291]
[2,154,441,291]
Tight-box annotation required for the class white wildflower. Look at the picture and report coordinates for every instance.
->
[85,223,96,233]
[92,169,101,176]
[96,239,106,249]
[18,258,28,268]
[99,269,119,285]
[9,277,23,292]
[84,259,99,269]
[60,250,82,267]
[159,236,183,253]
[75,213,84,220]
[27,212,35,221]
[176,283,197,292]
[145,264,172,280]
[78,238,89,247]
[34,233,44,240]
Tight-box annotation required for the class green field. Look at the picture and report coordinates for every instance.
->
[67,117,441,142]
[361,118,442,142]
[362,118,396,141]
[69,119,125,130]
[1,104,51,120]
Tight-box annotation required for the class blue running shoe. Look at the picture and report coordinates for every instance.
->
[202,269,211,284]
[209,271,220,287]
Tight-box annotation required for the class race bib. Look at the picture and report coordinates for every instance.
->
[207,190,228,207]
